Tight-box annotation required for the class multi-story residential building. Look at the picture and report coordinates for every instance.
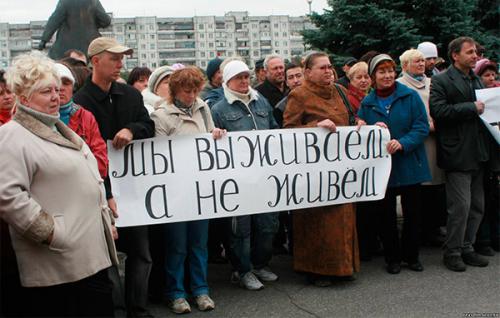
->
[1,11,314,71]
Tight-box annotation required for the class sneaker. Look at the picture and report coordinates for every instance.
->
[462,252,489,267]
[253,267,279,282]
[195,295,215,311]
[443,255,466,272]
[239,272,264,290]
[230,271,240,284]
[169,298,191,314]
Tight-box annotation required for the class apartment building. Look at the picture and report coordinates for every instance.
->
[0,11,314,71]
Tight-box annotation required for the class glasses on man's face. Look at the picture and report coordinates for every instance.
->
[314,64,333,71]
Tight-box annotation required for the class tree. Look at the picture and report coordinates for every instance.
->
[303,0,499,62]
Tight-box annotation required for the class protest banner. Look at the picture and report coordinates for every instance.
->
[108,126,392,227]
[476,87,500,144]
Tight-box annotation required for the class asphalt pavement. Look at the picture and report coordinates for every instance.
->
[139,247,499,318]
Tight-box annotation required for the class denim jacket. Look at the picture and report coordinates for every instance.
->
[211,86,278,132]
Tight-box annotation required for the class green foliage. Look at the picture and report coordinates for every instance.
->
[303,0,499,62]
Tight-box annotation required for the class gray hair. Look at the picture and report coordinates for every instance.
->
[264,54,284,70]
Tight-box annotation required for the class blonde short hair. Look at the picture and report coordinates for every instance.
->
[347,62,369,80]
[5,51,60,99]
[399,49,424,69]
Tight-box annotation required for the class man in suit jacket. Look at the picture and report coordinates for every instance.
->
[430,36,491,272]
[38,0,111,60]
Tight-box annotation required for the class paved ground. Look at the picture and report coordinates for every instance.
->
[139,247,499,318]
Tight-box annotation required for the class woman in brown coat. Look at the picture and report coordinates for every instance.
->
[283,52,361,286]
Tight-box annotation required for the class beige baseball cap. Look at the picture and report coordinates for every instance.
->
[88,37,133,58]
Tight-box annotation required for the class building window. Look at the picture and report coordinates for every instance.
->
[152,62,157,68]
[141,44,146,49]
[200,42,205,48]
[209,42,214,48]
[274,32,279,37]
[274,23,279,28]
[209,33,213,39]
[198,24,204,30]
[150,34,155,39]
[253,50,259,57]
[149,25,154,30]
[210,52,215,58]
[150,53,155,58]
[141,35,145,40]
[140,25,144,30]
[150,43,155,49]
[283,32,287,37]
[141,54,146,59]
[200,33,205,39]
[274,41,279,46]
[200,52,205,57]
[201,61,206,67]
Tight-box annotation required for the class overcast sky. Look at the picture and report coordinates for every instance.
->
[0,0,329,23]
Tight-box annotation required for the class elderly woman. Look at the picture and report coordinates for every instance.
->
[0,53,117,317]
[346,61,371,113]
[358,54,431,274]
[151,67,225,314]
[397,49,447,247]
[475,59,500,88]
[0,70,15,124]
[283,52,360,286]
[142,65,176,113]
[55,62,108,179]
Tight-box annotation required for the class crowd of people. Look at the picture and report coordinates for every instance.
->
[0,35,498,317]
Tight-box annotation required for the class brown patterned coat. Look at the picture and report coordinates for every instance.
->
[283,79,360,276]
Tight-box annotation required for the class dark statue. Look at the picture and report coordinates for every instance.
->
[38,0,111,59]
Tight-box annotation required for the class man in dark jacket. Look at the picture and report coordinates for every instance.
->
[74,37,155,318]
[255,54,289,127]
[39,0,111,60]
[429,36,490,272]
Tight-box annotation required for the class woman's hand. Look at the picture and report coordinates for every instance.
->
[356,119,367,131]
[111,226,119,240]
[375,121,388,129]
[386,139,403,154]
[212,128,227,140]
[317,119,337,132]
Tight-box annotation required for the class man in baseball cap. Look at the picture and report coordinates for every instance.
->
[87,36,133,58]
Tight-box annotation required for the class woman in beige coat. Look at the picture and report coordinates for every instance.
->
[397,49,447,247]
[151,67,225,314]
[0,52,117,317]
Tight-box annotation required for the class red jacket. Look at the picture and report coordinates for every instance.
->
[69,105,108,178]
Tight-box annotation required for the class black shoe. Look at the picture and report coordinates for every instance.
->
[408,261,424,272]
[462,252,489,267]
[475,246,495,257]
[127,308,154,318]
[443,255,466,272]
[386,262,401,274]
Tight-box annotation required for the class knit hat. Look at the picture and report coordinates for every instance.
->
[148,66,175,94]
[368,54,394,76]
[54,63,75,84]
[474,58,497,76]
[223,60,250,84]
[417,42,438,59]
[206,58,223,81]
[88,37,133,58]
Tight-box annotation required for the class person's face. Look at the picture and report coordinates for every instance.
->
[22,80,60,115]
[227,72,250,94]
[211,70,223,88]
[424,57,437,71]
[453,42,478,70]
[285,67,303,89]
[69,52,87,65]
[0,83,15,110]
[256,68,266,83]
[408,56,426,76]
[266,58,285,85]
[350,71,371,91]
[58,77,74,105]
[306,56,334,86]
[175,87,200,106]
[155,76,170,99]
[94,52,124,82]
[133,76,148,92]
[481,69,497,88]
[375,66,396,89]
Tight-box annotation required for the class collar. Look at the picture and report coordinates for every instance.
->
[303,79,334,99]
[263,78,288,94]
[84,76,125,101]
[161,98,206,116]
[223,83,259,105]
[13,105,83,150]
[450,65,475,80]
[400,72,428,89]
[363,82,413,107]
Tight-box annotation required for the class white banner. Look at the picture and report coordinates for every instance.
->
[108,126,392,227]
